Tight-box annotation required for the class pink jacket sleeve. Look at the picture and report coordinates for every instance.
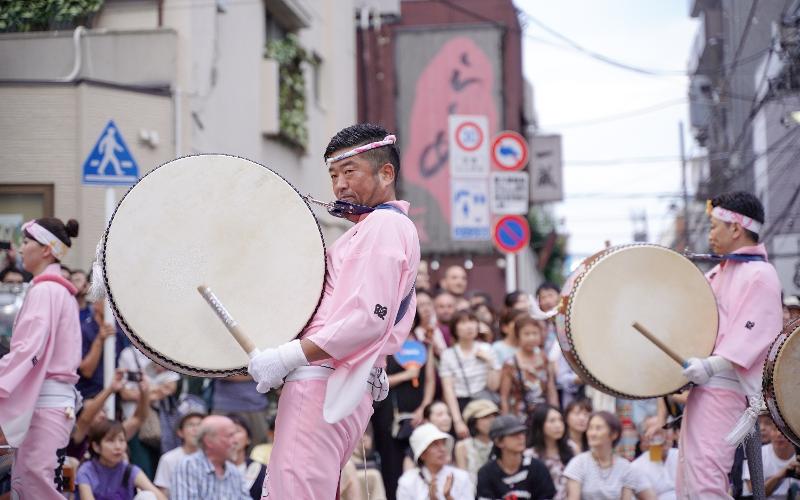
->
[0,286,53,399]
[714,273,782,371]
[304,212,414,363]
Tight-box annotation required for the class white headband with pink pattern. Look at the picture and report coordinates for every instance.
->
[325,135,397,165]
[707,203,762,235]
[22,220,69,261]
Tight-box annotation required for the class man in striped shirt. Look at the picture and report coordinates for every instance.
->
[171,415,250,500]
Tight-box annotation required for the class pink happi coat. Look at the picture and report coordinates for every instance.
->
[0,263,81,445]
[677,244,782,499]
[302,200,421,422]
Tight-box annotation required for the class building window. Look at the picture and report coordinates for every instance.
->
[0,184,54,245]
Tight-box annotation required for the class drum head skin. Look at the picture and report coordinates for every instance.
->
[102,155,326,376]
[564,244,718,399]
[764,318,800,447]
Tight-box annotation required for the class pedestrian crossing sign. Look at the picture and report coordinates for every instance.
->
[82,120,140,185]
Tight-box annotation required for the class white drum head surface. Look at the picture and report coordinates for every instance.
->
[566,244,718,398]
[103,155,326,376]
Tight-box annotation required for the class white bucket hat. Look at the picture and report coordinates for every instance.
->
[409,423,454,463]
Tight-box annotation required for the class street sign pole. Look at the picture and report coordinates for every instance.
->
[505,253,516,293]
[103,187,116,417]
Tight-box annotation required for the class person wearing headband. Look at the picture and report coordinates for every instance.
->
[248,123,421,498]
[0,217,83,498]
[676,192,782,498]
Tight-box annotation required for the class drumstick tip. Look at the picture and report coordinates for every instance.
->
[197,284,209,295]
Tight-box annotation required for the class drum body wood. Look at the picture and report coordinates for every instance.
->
[102,155,326,376]
[557,244,719,399]
[763,318,800,447]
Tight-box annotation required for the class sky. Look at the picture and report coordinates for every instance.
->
[516,0,700,264]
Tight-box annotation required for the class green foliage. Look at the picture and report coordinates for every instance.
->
[527,207,567,285]
[264,33,316,151]
[0,0,103,33]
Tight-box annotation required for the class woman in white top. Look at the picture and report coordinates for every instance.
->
[438,311,500,439]
[397,423,474,500]
[563,411,655,500]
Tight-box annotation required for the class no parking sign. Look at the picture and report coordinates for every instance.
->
[493,215,530,254]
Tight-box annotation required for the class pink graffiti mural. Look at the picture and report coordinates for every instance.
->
[402,36,499,247]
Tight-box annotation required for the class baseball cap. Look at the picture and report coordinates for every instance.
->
[409,423,453,463]
[174,394,208,431]
[489,414,527,440]
[462,399,500,423]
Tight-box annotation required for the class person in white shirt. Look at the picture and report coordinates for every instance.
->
[153,399,207,496]
[397,423,473,500]
[743,425,800,498]
[630,416,678,500]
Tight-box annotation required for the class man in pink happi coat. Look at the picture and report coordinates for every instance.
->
[677,192,782,499]
[0,217,82,499]
[248,124,420,498]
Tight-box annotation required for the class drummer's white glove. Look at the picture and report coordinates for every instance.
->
[682,355,733,385]
[248,340,308,393]
[367,367,389,402]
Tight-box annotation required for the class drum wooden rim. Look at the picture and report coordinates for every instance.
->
[763,318,800,447]
[101,154,326,377]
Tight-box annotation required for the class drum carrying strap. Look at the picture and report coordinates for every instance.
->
[688,253,766,263]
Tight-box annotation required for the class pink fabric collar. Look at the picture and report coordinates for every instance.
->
[33,263,78,295]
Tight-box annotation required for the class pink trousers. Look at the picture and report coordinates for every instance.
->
[11,407,74,499]
[262,378,373,499]
[677,386,745,499]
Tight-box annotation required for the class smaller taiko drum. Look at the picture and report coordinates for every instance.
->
[763,318,800,447]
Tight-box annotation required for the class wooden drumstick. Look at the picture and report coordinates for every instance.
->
[197,285,259,358]
[631,322,687,368]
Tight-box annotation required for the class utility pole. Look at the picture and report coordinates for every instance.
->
[679,121,690,250]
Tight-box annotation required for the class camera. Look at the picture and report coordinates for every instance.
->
[0,241,11,251]
[125,371,143,382]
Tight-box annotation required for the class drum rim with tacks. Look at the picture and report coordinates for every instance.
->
[559,243,719,399]
[763,317,800,448]
[100,154,327,377]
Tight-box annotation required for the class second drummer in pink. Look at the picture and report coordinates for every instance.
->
[677,192,782,499]
[247,124,420,499]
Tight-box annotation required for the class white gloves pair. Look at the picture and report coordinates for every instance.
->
[246,340,390,402]
[682,355,732,385]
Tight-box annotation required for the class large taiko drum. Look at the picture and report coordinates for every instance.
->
[556,244,719,399]
[763,318,800,447]
[100,155,326,376]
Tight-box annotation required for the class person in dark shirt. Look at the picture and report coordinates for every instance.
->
[75,298,129,400]
[477,414,555,500]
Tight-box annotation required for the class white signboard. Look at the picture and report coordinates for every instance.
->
[449,115,490,177]
[774,233,800,296]
[491,172,530,214]
[451,178,490,241]
[530,134,563,203]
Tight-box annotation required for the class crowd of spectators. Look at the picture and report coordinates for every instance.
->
[2,250,799,499]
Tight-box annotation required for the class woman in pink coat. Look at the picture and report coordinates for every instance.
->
[0,217,82,499]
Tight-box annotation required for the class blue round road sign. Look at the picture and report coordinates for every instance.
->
[493,215,530,254]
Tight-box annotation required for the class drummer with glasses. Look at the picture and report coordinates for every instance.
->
[676,191,783,499]
[247,123,421,498]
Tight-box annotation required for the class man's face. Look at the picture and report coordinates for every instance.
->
[433,293,456,323]
[708,216,737,254]
[207,419,237,458]
[538,288,560,311]
[1,271,23,284]
[442,266,467,296]
[328,152,393,210]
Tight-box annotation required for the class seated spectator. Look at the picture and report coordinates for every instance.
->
[492,308,524,365]
[499,316,558,417]
[504,290,531,313]
[526,404,574,500]
[153,398,207,496]
[0,267,24,284]
[759,414,776,445]
[743,425,800,498]
[564,411,655,500]
[396,423,474,500]
[630,416,678,500]
[476,415,555,500]
[535,283,561,352]
[171,415,250,499]
[454,399,498,486]
[227,413,267,499]
[75,419,165,500]
[404,402,455,471]
[249,415,276,465]
[433,290,457,346]
[439,311,500,439]
[564,399,591,454]
[211,374,271,453]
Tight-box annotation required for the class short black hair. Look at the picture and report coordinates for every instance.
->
[536,282,560,296]
[710,191,764,243]
[324,123,400,181]
[0,267,25,282]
